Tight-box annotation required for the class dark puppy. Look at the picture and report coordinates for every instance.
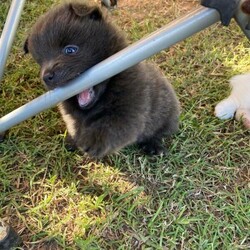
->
[24,2,180,158]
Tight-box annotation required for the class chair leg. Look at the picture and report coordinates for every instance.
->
[0,0,26,81]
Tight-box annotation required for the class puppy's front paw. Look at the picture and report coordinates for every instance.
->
[215,98,238,119]
[64,134,77,152]
[85,145,108,158]
[138,140,167,156]
[81,132,110,158]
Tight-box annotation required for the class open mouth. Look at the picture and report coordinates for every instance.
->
[77,87,95,108]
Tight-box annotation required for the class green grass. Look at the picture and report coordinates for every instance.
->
[0,0,250,249]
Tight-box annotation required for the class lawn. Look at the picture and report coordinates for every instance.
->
[0,0,249,249]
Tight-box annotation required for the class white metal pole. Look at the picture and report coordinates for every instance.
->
[0,6,220,133]
[0,0,26,81]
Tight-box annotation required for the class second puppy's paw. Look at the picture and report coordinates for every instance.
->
[215,98,238,119]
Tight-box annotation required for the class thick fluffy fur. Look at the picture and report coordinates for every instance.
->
[215,73,250,129]
[25,2,180,157]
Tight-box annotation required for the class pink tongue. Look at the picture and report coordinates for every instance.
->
[78,89,91,107]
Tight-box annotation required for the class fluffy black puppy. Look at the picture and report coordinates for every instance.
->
[24,2,180,158]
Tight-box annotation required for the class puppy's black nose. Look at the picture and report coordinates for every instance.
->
[43,72,55,85]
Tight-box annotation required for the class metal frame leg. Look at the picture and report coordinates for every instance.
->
[0,0,26,81]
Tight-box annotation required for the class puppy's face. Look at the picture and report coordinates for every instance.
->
[25,3,110,109]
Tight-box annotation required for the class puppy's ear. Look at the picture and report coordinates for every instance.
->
[69,4,102,20]
[23,37,29,54]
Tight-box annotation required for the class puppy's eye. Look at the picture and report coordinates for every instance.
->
[63,45,79,55]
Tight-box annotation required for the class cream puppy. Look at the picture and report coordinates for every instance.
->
[215,73,250,129]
